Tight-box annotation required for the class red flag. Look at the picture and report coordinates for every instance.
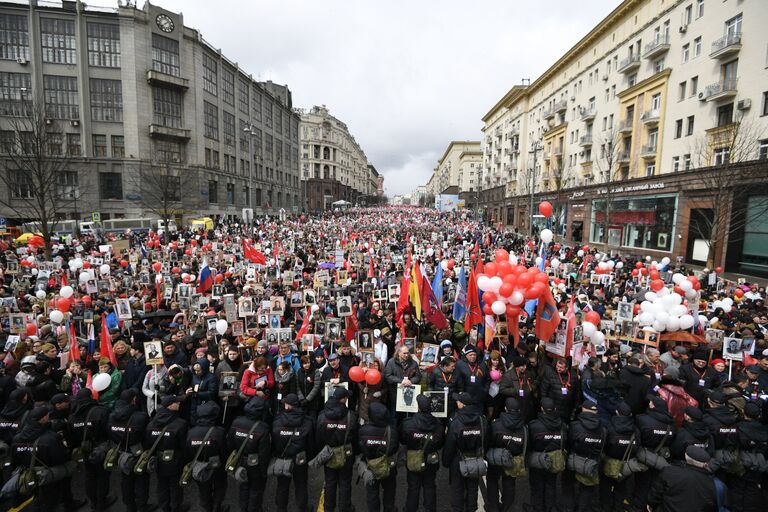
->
[395,275,411,327]
[68,322,80,364]
[510,312,520,348]
[368,256,375,279]
[535,286,561,344]
[420,273,449,330]
[85,370,98,399]
[60,272,69,287]
[156,280,162,305]
[294,307,311,342]
[243,240,267,264]
[345,304,358,343]
[100,315,118,367]
[564,295,577,357]
[464,259,484,334]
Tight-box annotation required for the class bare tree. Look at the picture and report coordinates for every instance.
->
[687,117,767,267]
[592,127,624,253]
[545,163,573,238]
[127,163,184,242]
[0,101,75,258]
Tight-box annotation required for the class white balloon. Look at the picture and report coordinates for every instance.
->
[491,300,507,316]
[311,304,320,313]
[577,250,585,257]
[638,312,654,325]
[440,260,449,271]
[426,248,434,257]
[591,331,605,345]
[640,301,653,313]
[59,286,74,299]
[215,319,228,335]
[615,261,624,269]
[607,260,615,269]
[50,310,64,324]
[477,276,491,292]
[645,256,652,262]
[31,268,38,275]
[550,258,560,269]
[656,311,670,325]
[73,258,83,269]
[679,280,693,292]
[92,373,112,392]
[79,272,90,283]
[26,255,35,263]
[661,257,671,266]
[582,322,596,337]
[666,317,681,332]
[509,255,518,265]
[657,287,670,297]
[672,305,688,317]
[488,276,503,292]
[679,315,695,330]
[644,292,657,302]
[535,257,543,266]
[598,262,607,271]
[35,290,46,299]
[652,320,666,332]
[509,291,524,305]
[698,315,709,326]
[722,305,732,314]
[445,278,452,285]
[710,317,719,325]
[712,300,723,310]
[685,289,698,300]
[722,298,733,307]
[99,264,110,275]
[672,273,685,284]
[540,229,554,244]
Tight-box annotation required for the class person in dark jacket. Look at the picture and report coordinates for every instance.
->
[670,406,715,461]
[618,356,652,415]
[226,396,271,512]
[145,395,188,512]
[316,387,358,512]
[358,402,398,512]
[0,388,33,445]
[455,345,489,408]
[122,343,149,392]
[428,356,459,419]
[540,357,581,422]
[527,397,566,512]
[184,401,227,512]
[498,355,538,423]
[442,391,488,512]
[486,397,527,512]
[702,391,740,481]
[271,393,314,512]
[600,402,639,511]
[568,401,605,512]
[679,351,718,407]
[632,396,676,512]
[68,388,114,511]
[647,445,718,512]
[730,401,767,512]
[188,358,218,426]
[383,345,421,425]
[295,355,322,416]
[399,394,445,512]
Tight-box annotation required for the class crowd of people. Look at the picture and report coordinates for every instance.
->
[0,206,766,512]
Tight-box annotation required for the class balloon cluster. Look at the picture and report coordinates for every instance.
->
[637,272,706,333]
[476,249,550,318]
[348,366,382,386]
[582,310,606,347]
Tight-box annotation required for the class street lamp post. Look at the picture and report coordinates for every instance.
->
[528,141,543,236]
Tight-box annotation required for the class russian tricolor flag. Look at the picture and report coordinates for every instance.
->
[198,261,213,294]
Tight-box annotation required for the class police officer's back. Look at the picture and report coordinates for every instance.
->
[107,389,151,512]
[487,397,527,512]
[316,388,358,512]
[358,402,398,512]
[400,394,445,512]
[184,401,227,512]
[271,393,314,512]
[68,388,112,510]
[145,395,188,512]
[226,396,270,512]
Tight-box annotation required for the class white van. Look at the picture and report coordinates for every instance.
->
[157,219,178,236]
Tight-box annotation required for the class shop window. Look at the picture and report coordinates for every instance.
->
[590,195,677,251]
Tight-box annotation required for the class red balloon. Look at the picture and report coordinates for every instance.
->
[484,262,498,277]
[214,274,224,284]
[649,270,661,280]
[687,276,699,285]
[631,269,639,277]
[119,260,129,268]
[525,286,540,300]
[482,291,497,304]
[533,273,549,285]
[502,274,518,287]
[517,272,533,289]
[183,275,191,283]
[650,279,664,292]
[171,266,180,274]
[505,304,521,317]
[56,297,71,313]
[348,366,366,383]
[191,239,198,247]
[225,271,232,279]
[595,267,604,275]
[635,262,644,269]
[553,244,561,252]
[82,261,91,269]
[171,242,178,250]
[447,259,455,270]
[20,260,30,268]
[25,323,37,336]
[538,201,553,218]
[582,246,589,252]
[483,304,494,316]
[512,265,527,275]
[673,285,685,296]
[185,249,192,256]
[365,369,382,385]
[527,266,539,274]
[715,266,723,274]
[693,281,701,291]
[152,262,162,273]
[81,296,92,306]
[498,283,514,298]
[585,311,601,326]
[495,249,509,262]
[734,289,744,298]
[633,304,641,315]
[496,260,512,276]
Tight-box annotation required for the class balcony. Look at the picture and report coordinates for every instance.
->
[579,106,596,121]
[710,33,742,59]
[543,151,551,161]
[552,146,563,157]
[543,108,555,120]
[494,126,502,137]
[618,119,634,133]
[641,109,660,126]
[618,151,631,163]
[640,144,657,158]
[553,100,568,113]
[149,123,191,140]
[643,35,671,59]
[146,69,190,90]
[508,126,520,137]
[704,79,738,102]
[617,54,641,73]
[579,135,593,147]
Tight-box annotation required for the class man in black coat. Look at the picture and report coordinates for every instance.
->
[226,396,271,512]
[455,346,489,408]
[567,401,605,512]
[618,356,652,415]
[679,351,718,407]
[271,393,315,512]
[145,395,188,512]
[600,402,639,511]
[399,394,445,512]
[539,357,580,422]
[184,401,228,512]
[68,388,114,511]
[670,406,715,462]
[315,387,358,512]
[730,401,767,512]
[631,396,676,511]
[442,391,488,512]
[527,397,567,512]
[702,390,740,481]
[122,343,149,391]
[358,402,398,512]
[648,445,719,512]
[486,397,527,512]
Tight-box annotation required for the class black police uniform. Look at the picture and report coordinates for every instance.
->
[0,388,33,505]
[399,395,445,512]
[670,410,715,462]
[107,390,151,512]
[730,402,767,512]
[68,389,113,510]
[631,399,676,511]
[442,393,489,512]
[527,401,567,512]
[145,400,188,512]
[600,406,639,511]
[486,398,527,512]
[702,399,740,483]
[271,395,315,512]
[316,395,358,512]
[358,402,398,512]
[567,408,605,512]
[226,397,271,512]
[184,401,228,512]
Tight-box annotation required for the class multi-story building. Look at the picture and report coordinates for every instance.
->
[479,0,768,275]
[427,141,482,195]
[0,0,301,225]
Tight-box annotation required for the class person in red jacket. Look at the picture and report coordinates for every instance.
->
[657,366,698,428]
[240,356,275,401]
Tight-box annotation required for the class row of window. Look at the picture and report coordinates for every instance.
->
[0,130,124,158]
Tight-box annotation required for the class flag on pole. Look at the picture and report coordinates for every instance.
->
[452,266,467,322]
[100,315,118,367]
[197,260,213,293]
[345,304,358,343]
[421,273,449,330]
[243,240,267,264]
[535,286,561,343]
[409,261,422,321]
[85,370,97,399]
[464,259,483,334]
[68,321,80,364]
[431,263,444,308]
[294,307,311,342]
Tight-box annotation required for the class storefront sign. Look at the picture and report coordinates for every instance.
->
[597,182,666,195]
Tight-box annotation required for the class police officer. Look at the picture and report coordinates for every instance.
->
[400,394,444,512]
[358,402,398,512]
[600,402,638,511]
[486,397,527,512]
[107,389,152,512]
[185,401,228,512]
[731,401,767,512]
[226,396,271,512]
[316,387,357,512]
[443,391,488,512]
[1,388,33,504]
[702,390,739,482]
[271,393,314,512]
[566,401,604,512]
[527,397,567,512]
[145,395,188,512]
[68,388,113,510]
[670,406,714,461]
[631,396,675,512]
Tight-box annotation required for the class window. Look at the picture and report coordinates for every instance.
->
[87,23,120,68]
[696,0,704,18]
[264,99,272,128]
[222,67,234,106]
[208,180,218,203]
[226,183,235,205]
[648,129,658,149]
[163,176,181,202]
[204,148,212,168]
[57,171,78,200]
[682,44,690,63]
[204,101,218,140]
[758,139,768,160]
[66,133,80,156]
[152,87,182,128]
[100,172,122,199]
[223,111,235,146]
[212,150,219,169]
[653,58,665,73]
[717,103,733,127]
[591,195,677,250]
[92,135,107,157]
[47,132,62,155]
[684,154,691,170]
[275,109,283,135]
[672,156,680,172]
[40,18,76,64]
[651,93,661,111]
[238,78,249,115]
[11,170,33,198]
[202,53,218,95]
[628,74,637,87]
[255,188,261,206]
[690,76,698,96]
[645,162,656,177]
[684,5,692,25]
[763,91,768,116]
[89,79,122,122]
[111,135,124,158]
[0,72,31,116]
[0,14,29,61]
[693,37,701,58]
[686,116,695,136]
[713,147,730,166]
[155,140,182,163]
[675,119,683,139]
[43,75,78,119]
[678,81,687,101]
[605,88,610,102]
[611,85,616,98]
[252,87,262,121]
[725,14,742,37]
[151,34,179,77]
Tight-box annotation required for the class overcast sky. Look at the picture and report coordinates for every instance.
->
[150,0,621,196]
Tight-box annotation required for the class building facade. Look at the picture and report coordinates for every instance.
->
[0,0,301,225]
[298,105,380,211]
[479,0,768,275]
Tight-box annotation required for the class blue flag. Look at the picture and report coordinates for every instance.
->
[431,264,444,308]
[538,241,546,272]
[524,299,538,318]
[452,266,467,322]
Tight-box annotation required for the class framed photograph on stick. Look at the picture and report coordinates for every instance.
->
[396,384,419,413]
[324,381,349,403]
[422,390,448,418]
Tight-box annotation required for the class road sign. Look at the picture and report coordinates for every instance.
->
[0,217,6,231]
[92,212,101,222]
